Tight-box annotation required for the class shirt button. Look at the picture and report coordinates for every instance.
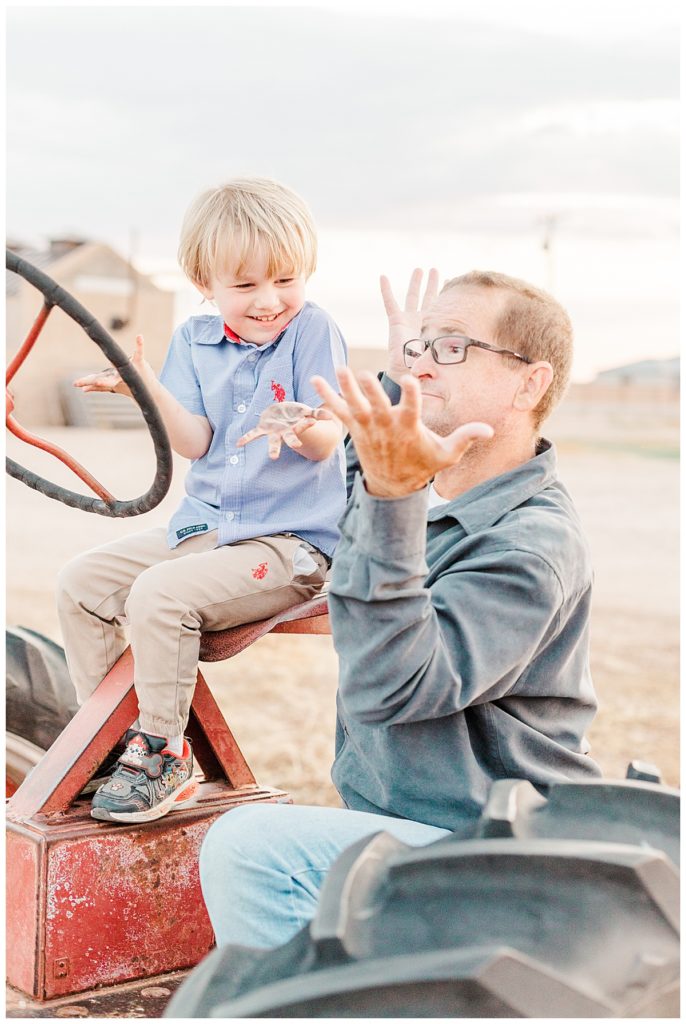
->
[225,511,235,521]
[229,455,239,465]
[237,403,247,413]
[247,354,256,363]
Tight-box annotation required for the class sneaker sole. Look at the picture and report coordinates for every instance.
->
[90,779,200,824]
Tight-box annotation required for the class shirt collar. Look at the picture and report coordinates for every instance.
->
[224,322,241,343]
[428,439,558,533]
[194,316,290,348]
[224,319,293,344]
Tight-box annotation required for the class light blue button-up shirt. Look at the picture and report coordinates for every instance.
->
[159,301,347,558]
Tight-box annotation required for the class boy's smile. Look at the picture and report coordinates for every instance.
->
[198,248,307,345]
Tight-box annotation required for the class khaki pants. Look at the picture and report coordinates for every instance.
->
[56,528,328,737]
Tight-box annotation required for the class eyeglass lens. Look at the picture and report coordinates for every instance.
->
[404,338,467,364]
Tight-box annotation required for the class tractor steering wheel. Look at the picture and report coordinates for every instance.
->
[6,249,173,517]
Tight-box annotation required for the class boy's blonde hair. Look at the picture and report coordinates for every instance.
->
[442,270,573,427]
[178,177,318,287]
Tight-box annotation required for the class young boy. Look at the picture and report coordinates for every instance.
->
[59,178,346,824]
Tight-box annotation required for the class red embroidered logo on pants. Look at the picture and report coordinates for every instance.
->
[252,562,269,580]
[271,380,286,402]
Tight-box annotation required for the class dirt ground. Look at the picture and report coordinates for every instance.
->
[5,394,680,803]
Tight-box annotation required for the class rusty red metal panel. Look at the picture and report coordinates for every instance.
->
[8,783,291,999]
[44,816,213,995]
[6,826,43,996]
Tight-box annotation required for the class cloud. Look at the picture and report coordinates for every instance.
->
[6,6,679,240]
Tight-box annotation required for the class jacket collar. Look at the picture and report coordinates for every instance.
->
[428,439,558,534]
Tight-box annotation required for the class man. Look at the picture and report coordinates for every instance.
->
[199,268,600,949]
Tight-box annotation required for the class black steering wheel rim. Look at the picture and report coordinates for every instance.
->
[6,248,173,517]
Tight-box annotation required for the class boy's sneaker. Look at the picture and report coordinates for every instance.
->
[79,729,137,795]
[90,732,199,824]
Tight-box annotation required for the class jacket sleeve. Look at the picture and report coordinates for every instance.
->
[329,476,564,725]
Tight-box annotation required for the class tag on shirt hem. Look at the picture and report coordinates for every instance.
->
[176,523,209,540]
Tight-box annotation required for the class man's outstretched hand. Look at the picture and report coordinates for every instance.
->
[312,367,494,498]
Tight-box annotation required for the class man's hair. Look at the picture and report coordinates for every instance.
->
[178,177,318,288]
[441,270,573,426]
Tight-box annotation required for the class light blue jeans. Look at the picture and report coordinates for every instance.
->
[199,803,450,948]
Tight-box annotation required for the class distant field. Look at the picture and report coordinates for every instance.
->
[6,392,679,801]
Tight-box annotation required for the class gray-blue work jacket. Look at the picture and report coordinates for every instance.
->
[329,430,601,831]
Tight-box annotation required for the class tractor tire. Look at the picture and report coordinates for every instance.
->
[6,627,78,794]
[166,775,680,1019]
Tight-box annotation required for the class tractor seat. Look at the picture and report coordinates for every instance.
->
[198,593,331,663]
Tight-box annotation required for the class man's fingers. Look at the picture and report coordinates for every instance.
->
[404,268,423,313]
[379,275,400,318]
[356,372,392,422]
[335,367,374,422]
[313,368,403,430]
[311,375,353,427]
[396,373,423,425]
[420,268,440,311]
[444,421,494,460]
[314,369,365,422]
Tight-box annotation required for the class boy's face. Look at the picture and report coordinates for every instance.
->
[198,249,306,344]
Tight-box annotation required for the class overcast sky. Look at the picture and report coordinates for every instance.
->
[6,2,680,376]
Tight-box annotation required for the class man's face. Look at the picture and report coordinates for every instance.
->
[412,286,525,436]
[198,247,306,345]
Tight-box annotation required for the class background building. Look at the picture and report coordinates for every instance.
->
[7,239,175,426]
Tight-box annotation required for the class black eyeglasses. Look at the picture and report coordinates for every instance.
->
[403,335,533,369]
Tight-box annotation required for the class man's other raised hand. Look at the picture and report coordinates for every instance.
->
[381,268,439,384]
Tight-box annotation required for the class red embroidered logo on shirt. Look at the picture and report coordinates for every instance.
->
[252,562,269,580]
[271,380,286,402]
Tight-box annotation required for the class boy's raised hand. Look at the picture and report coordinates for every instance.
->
[382,268,439,383]
[237,401,335,460]
[73,335,157,397]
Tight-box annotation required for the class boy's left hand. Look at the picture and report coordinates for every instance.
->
[237,401,335,459]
